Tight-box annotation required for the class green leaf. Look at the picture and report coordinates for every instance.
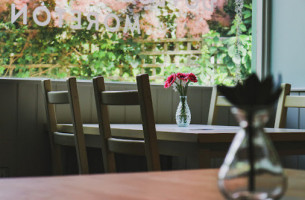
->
[243,10,252,19]
[228,45,236,57]
[213,36,219,42]
[240,24,247,32]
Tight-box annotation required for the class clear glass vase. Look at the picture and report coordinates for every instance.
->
[175,96,191,127]
[218,107,287,200]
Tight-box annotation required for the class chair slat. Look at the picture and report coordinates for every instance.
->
[207,86,232,125]
[53,132,75,146]
[48,91,69,104]
[274,83,291,128]
[136,74,160,171]
[67,78,89,174]
[101,90,139,105]
[284,96,305,108]
[108,138,145,156]
[42,79,64,174]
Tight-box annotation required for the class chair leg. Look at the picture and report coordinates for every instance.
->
[104,152,116,173]
[76,150,89,174]
[51,144,64,175]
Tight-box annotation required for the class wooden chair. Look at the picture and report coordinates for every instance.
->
[93,74,160,173]
[207,86,231,125]
[42,77,89,175]
[274,83,305,128]
[208,83,296,128]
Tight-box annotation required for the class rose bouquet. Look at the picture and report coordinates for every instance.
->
[164,72,198,96]
[164,72,198,127]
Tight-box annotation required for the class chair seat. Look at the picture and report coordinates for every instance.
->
[54,132,75,146]
[108,138,145,156]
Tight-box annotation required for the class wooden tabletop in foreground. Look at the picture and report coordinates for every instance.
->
[0,169,304,200]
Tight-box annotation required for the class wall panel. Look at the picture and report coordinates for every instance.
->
[187,87,203,124]
[0,82,18,140]
[78,84,93,123]
[201,88,212,124]
[157,87,174,124]
[18,83,37,139]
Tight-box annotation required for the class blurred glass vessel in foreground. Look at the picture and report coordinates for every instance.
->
[218,107,287,200]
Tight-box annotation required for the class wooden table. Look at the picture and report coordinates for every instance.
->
[58,124,305,168]
[0,169,304,199]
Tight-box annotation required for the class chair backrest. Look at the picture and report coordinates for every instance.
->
[207,86,231,125]
[93,74,160,173]
[208,83,301,128]
[274,83,305,128]
[42,77,89,174]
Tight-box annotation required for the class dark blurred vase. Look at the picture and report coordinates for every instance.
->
[218,107,287,200]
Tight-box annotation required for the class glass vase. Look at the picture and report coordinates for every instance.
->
[175,96,191,127]
[218,107,287,200]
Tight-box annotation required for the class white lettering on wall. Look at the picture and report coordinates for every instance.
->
[124,15,140,34]
[104,13,120,32]
[87,12,99,31]
[70,10,82,30]
[9,0,215,33]
[55,7,65,28]
[11,4,27,25]
[33,4,51,26]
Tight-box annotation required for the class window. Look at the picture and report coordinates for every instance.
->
[0,0,253,85]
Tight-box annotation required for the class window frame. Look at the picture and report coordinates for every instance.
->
[254,0,272,80]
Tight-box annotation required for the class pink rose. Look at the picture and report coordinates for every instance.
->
[176,72,188,81]
[187,73,198,83]
[164,82,170,88]
[164,74,176,88]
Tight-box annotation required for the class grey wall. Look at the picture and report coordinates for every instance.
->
[270,0,305,88]
[269,0,305,168]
